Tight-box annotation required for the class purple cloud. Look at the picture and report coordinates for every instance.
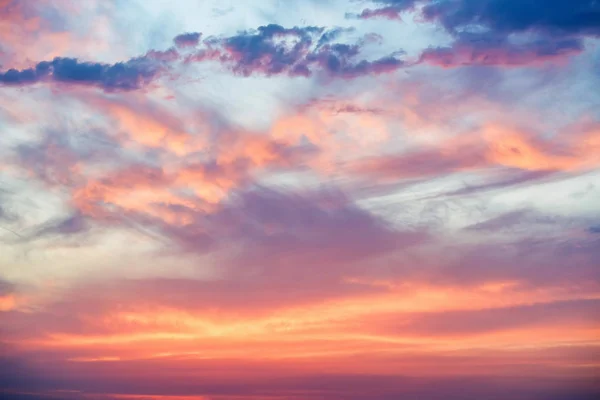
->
[351,0,420,20]
[357,7,403,20]
[127,185,429,267]
[419,32,584,67]
[173,32,201,47]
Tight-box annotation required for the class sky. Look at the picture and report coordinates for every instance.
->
[0,0,599,399]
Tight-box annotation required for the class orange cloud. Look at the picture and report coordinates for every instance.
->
[0,294,16,311]
[85,95,205,155]
[483,124,597,171]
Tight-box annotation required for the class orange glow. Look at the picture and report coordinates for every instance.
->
[0,294,16,311]
[12,281,599,377]
[484,125,582,171]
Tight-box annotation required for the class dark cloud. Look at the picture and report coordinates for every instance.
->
[2,2,598,88]
[589,225,600,234]
[0,67,38,84]
[0,55,167,91]
[347,0,598,68]
[222,24,323,76]
[1,24,405,88]
[415,0,598,67]
[307,44,404,78]
[422,0,600,37]
[204,24,404,78]
[173,32,201,47]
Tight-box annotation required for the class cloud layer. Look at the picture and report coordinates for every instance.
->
[1,1,599,399]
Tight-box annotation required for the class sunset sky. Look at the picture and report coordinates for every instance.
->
[1,1,599,399]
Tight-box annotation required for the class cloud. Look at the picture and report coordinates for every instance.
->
[427,234,600,288]
[25,213,89,241]
[216,186,427,260]
[421,0,600,37]
[369,298,600,336]
[70,129,314,223]
[0,55,169,91]
[463,208,561,232]
[437,169,556,197]
[306,44,404,79]
[419,32,584,67]
[356,7,404,20]
[351,0,420,20]
[416,0,599,67]
[173,32,201,47]
[16,133,84,188]
[13,123,122,193]
[0,3,599,399]
[1,24,406,91]
[214,24,405,78]
[121,185,429,270]
[220,24,323,76]
[353,121,600,183]
[353,145,487,181]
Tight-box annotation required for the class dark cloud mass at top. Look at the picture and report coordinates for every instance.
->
[0,23,405,90]
[3,1,598,90]
[354,0,599,67]
[421,0,600,36]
